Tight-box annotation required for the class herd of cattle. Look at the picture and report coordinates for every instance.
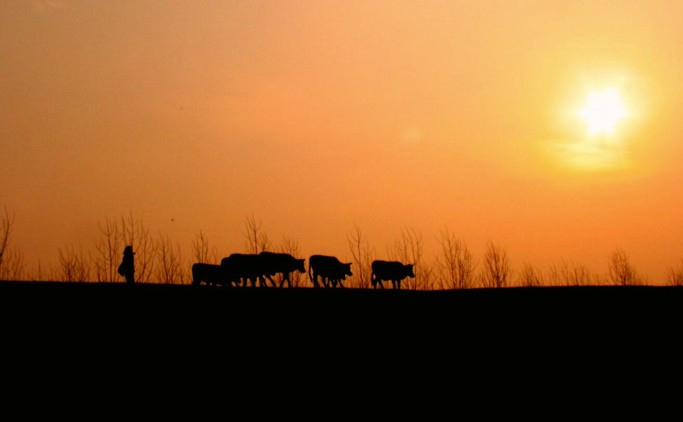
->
[191,252,416,289]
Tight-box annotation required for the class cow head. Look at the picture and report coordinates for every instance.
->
[344,262,353,277]
[405,264,415,278]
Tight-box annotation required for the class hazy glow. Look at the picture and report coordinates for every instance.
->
[2,1,683,284]
[549,86,635,172]
[579,88,627,137]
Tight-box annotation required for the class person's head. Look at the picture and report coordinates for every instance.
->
[124,245,134,255]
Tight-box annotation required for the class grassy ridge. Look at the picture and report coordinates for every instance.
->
[2,280,681,326]
[1,281,679,377]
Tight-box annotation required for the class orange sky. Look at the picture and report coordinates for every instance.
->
[2,0,683,283]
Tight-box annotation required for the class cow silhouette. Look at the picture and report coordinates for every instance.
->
[308,255,352,288]
[371,260,415,289]
[258,251,306,288]
[221,253,265,287]
[191,263,240,287]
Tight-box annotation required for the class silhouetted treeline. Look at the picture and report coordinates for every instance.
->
[2,209,683,288]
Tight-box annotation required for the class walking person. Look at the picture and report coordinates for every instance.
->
[118,245,135,284]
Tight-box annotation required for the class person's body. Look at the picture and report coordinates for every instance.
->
[118,245,135,284]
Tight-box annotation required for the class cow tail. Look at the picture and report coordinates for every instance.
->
[308,262,314,285]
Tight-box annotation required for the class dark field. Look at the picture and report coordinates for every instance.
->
[2,281,680,386]
[2,281,681,338]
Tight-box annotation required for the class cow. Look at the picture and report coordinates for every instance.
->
[258,251,306,288]
[371,260,415,289]
[221,253,265,287]
[308,255,352,288]
[192,263,227,287]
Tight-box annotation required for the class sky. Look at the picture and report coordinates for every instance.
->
[2,0,683,283]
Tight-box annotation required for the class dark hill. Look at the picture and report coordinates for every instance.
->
[2,281,681,333]
[2,281,679,389]
[2,281,681,363]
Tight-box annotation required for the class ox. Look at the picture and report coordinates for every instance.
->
[308,255,352,288]
[258,251,306,288]
[192,263,228,287]
[371,260,415,289]
[221,253,265,287]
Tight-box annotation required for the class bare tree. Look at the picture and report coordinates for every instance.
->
[0,207,25,280]
[92,213,155,283]
[93,216,122,282]
[277,235,304,288]
[607,249,643,286]
[666,260,683,286]
[192,230,219,264]
[57,245,92,282]
[388,227,432,290]
[0,248,25,281]
[480,241,512,289]
[347,224,374,289]
[155,232,186,284]
[434,228,476,290]
[120,212,155,283]
[518,263,543,287]
[0,206,12,272]
[547,260,594,286]
[243,214,271,254]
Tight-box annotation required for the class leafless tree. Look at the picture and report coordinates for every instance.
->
[120,212,155,283]
[347,224,374,289]
[154,232,186,284]
[93,216,122,282]
[0,207,26,280]
[0,206,11,273]
[434,228,476,290]
[388,227,433,290]
[57,245,92,282]
[92,212,155,283]
[277,235,304,288]
[518,263,543,287]
[479,240,512,288]
[547,260,594,286]
[666,260,683,286]
[243,214,271,254]
[607,249,643,286]
[192,230,219,264]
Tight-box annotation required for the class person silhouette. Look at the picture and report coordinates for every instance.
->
[118,245,135,284]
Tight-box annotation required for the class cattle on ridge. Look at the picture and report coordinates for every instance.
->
[221,253,265,287]
[371,260,415,289]
[192,263,228,287]
[308,255,352,288]
[258,251,306,288]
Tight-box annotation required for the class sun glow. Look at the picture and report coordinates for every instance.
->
[548,83,639,173]
[578,88,627,137]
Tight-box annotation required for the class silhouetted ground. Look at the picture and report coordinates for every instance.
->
[2,281,680,340]
[2,281,678,398]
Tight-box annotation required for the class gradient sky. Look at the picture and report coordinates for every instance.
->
[2,0,683,283]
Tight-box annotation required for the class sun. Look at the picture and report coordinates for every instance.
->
[578,88,627,137]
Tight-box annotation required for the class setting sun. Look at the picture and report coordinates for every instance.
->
[579,88,627,137]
